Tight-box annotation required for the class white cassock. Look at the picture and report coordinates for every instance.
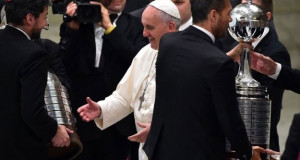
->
[94,44,157,160]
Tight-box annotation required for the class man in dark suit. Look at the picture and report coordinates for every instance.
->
[59,0,148,159]
[143,0,262,159]
[0,0,72,159]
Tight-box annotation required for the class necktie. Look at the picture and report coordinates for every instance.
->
[109,14,118,22]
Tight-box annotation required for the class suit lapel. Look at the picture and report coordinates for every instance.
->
[255,31,271,54]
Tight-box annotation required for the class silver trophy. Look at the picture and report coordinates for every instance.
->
[227,1,271,160]
[0,5,6,29]
[228,0,269,87]
[45,72,83,160]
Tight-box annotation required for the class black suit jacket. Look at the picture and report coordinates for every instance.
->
[275,65,300,94]
[0,26,57,159]
[252,30,291,151]
[130,6,145,19]
[144,26,252,160]
[59,12,148,141]
[35,39,71,91]
[282,113,300,160]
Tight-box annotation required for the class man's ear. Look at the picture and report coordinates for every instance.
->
[24,13,35,26]
[168,21,176,32]
[209,9,218,22]
[266,11,272,21]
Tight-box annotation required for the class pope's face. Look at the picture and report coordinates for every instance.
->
[142,6,172,50]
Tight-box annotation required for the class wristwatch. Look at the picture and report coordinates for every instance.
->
[63,13,73,23]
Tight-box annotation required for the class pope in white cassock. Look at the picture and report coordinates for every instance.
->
[77,0,181,159]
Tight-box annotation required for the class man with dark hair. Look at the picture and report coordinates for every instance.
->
[0,0,72,159]
[143,0,263,159]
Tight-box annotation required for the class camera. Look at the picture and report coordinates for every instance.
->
[76,2,101,23]
[52,0,103,23]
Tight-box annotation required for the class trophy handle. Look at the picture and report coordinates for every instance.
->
[235,47,260,87]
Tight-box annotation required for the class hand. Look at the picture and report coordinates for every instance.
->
[65,1,77,17]
[227,42,253,63]
[251,146,266,160]
[77,97,101,122]
[251,52,277,75]
[90,1,113,29]
[265,149,281,160]
[65,1,79,30]
[128,122,151,143]
[52,125,73,147]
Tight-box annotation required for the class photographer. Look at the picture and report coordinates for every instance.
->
[59,0,148,159]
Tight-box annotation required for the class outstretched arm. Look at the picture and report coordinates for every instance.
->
[251,52,277,76]
[77,97,102,122]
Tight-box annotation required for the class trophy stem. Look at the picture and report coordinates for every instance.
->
[235,48,260,87]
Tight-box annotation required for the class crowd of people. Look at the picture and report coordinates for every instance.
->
[0,0,299,160]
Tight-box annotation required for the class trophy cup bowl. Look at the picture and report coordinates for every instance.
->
[228,0,269,87]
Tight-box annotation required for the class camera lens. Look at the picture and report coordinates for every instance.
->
[77,4,101,23]
[82,7,95,18]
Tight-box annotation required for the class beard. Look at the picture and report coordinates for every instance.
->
[30,30,41,40]
[214,20,228,39]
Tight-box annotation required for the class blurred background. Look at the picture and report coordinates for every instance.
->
[41,0,300,152]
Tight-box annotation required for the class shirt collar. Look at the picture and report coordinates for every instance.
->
[179,17,193,31]
[192,25,215,43]
[8,25,31,40]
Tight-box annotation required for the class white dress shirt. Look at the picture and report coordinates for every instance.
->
[94,13,121,68]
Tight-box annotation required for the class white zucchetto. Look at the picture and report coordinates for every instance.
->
[148,0,181,19]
